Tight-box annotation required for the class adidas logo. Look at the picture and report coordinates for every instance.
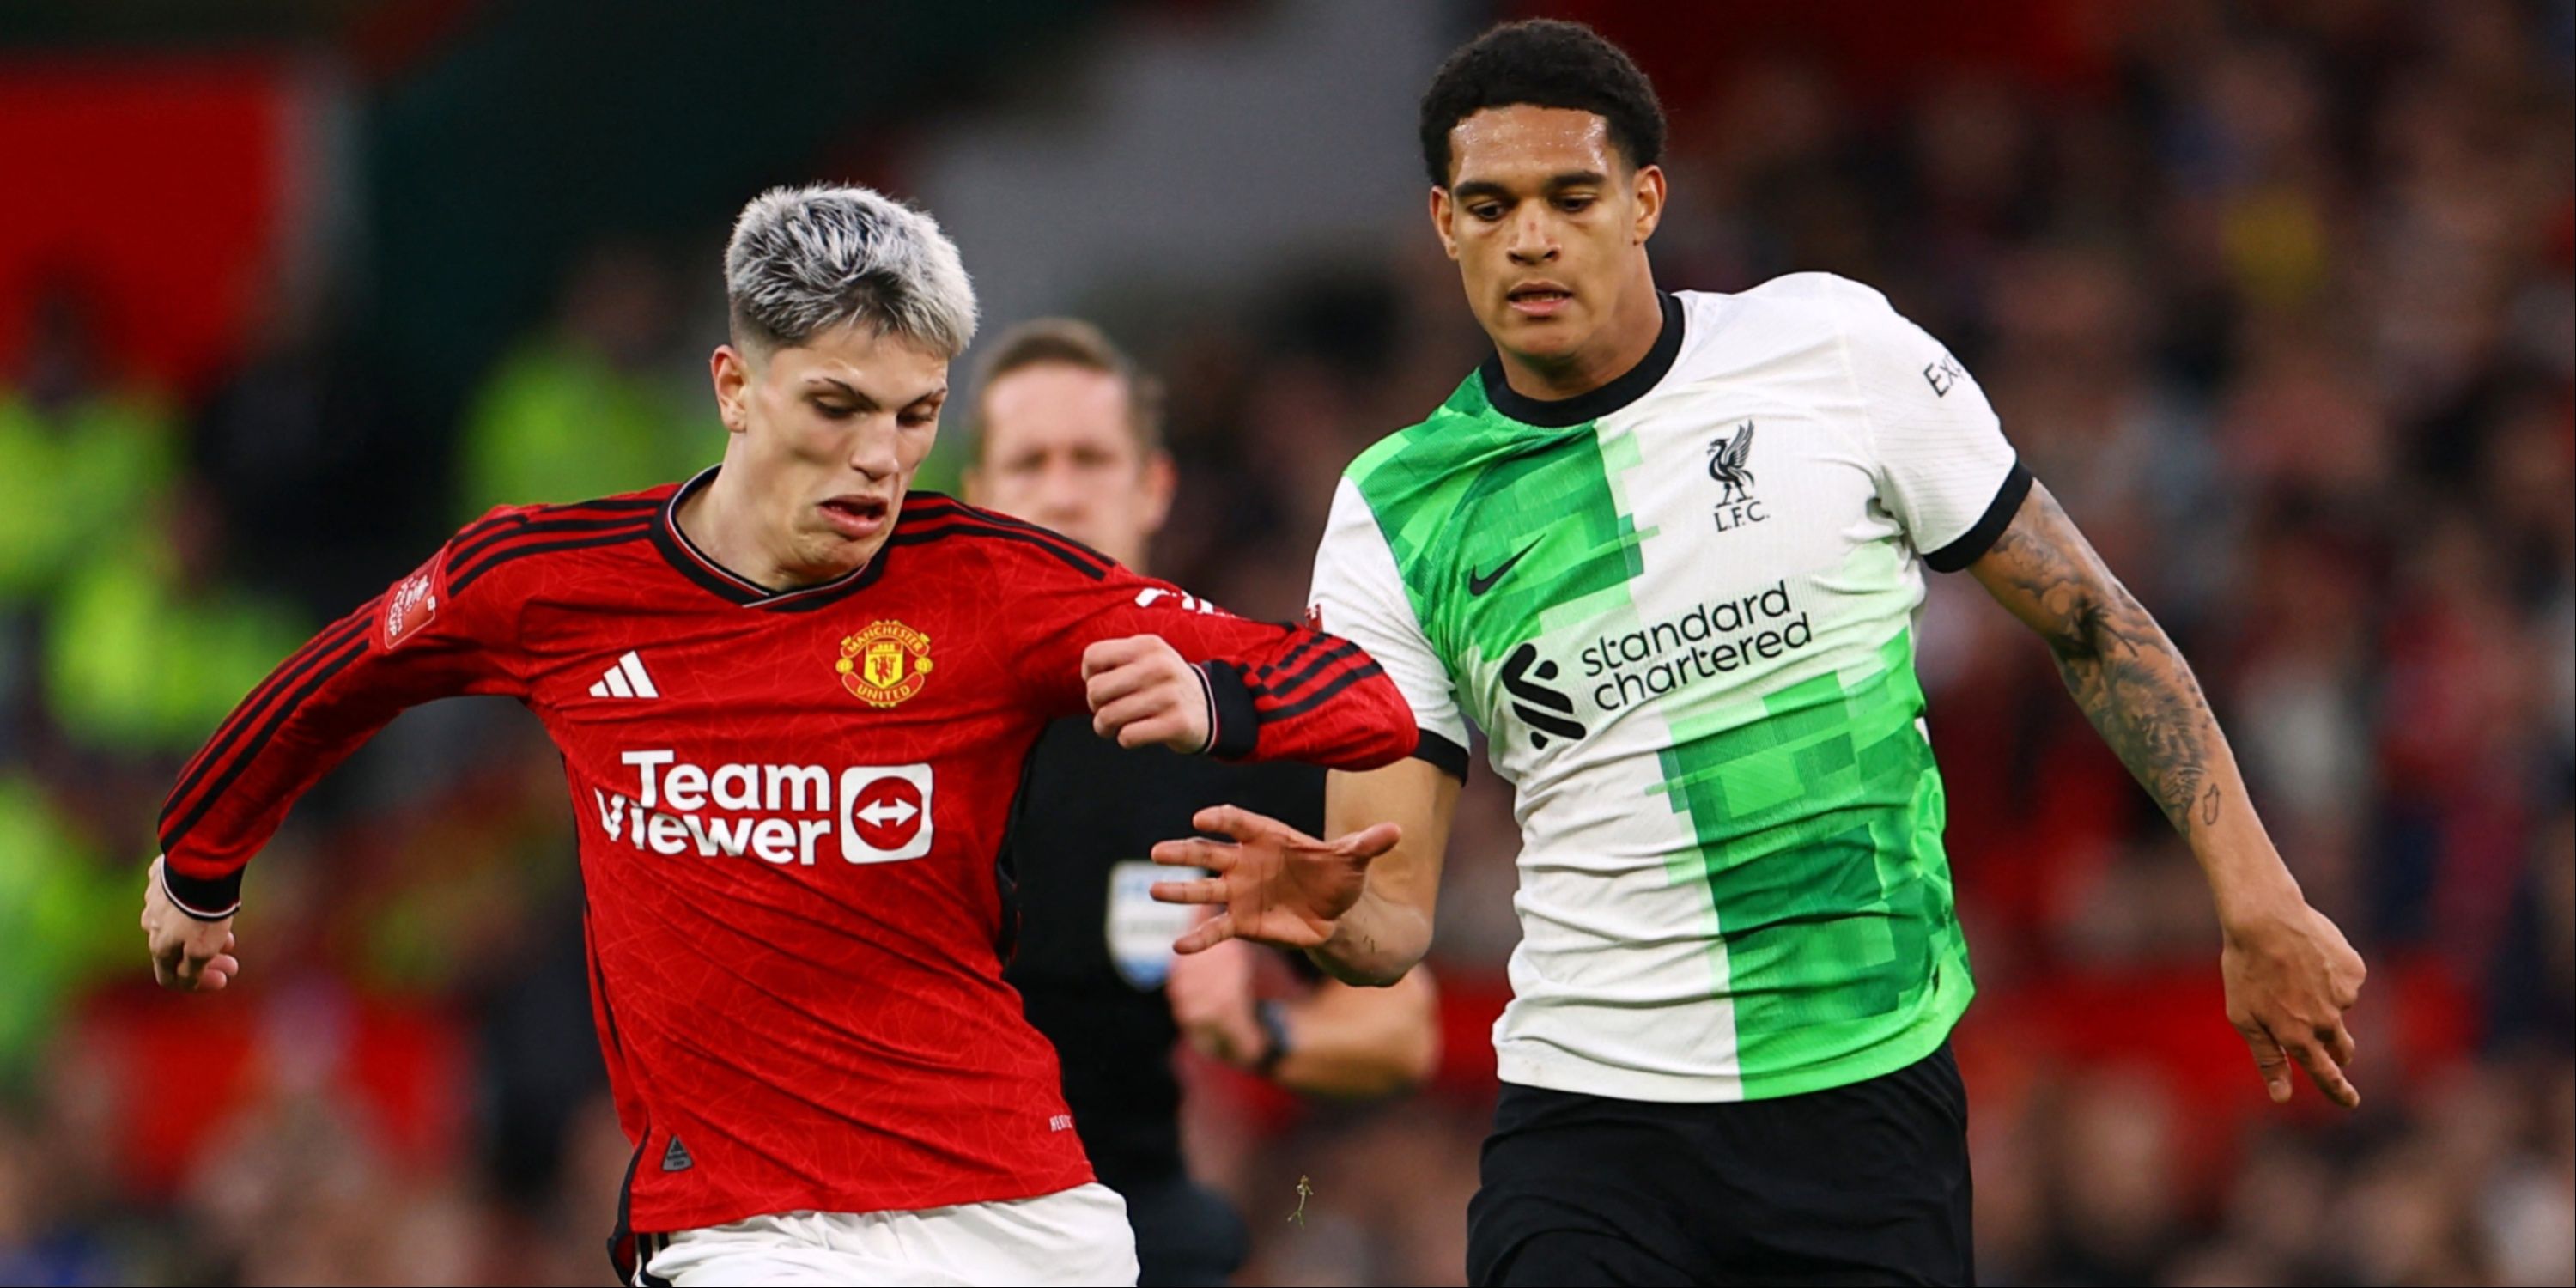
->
[589,651,660,700]
[660,1133,692,1171]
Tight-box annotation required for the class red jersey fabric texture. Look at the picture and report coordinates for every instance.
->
[155,470,1419,1240]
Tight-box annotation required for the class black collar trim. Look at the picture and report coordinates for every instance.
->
[1478,290,1686,428]
[652,465,889,611]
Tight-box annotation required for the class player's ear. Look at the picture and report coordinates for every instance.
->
[1427,186,1461,260]
[1631,164,1667,245]
[711,344,751,434]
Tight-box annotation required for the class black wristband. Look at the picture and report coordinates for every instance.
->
[1253,999,1292,1077]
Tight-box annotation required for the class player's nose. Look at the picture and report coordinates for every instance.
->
[847,422,902,478]
[1036,467,1091,521]
[1505,208,1558,264]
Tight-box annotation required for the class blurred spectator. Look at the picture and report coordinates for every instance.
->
[41,486,306,757]
[0,281,179,612]
[0,769,126,1088]
[453,241,712,519]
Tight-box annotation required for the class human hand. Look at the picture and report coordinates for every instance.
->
[141,856,241,993]
[1148,805,1400,952]
[2221,897,2366,1107]
[1083,635,1212,753]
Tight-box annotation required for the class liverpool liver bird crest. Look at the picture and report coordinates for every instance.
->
[1706,421,1756,504]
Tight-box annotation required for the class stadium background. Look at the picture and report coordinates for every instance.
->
[0,0,2568,1283]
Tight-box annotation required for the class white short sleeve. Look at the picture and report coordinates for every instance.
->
[1831,280,2030,571]
[1309,476,1470,778]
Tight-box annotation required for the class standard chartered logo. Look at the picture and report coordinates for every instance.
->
[1501,643,1587,749]
[594,750,934,866]
[1500,580,1819,749]
[1580,580,1813,710]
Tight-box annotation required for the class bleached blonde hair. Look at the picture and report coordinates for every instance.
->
[723,184,978,358]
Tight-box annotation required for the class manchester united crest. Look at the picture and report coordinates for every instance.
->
[836,620,933,708]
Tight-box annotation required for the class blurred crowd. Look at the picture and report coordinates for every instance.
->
[2,1,2571,1285]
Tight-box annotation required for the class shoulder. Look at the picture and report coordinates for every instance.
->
[889,492,1120,581]
[1686,272,1901,339]
[1707,273,1928,350]
[440,486,673,598]
[1674,276,1947,405]
[1340,374,1540,524]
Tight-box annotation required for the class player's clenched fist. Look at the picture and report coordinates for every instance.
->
[140,856,241,993]
[1084,634,1213,752]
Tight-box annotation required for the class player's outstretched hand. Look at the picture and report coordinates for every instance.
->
[2221,897,2366,1108]
[1084,635,1212,753]
[141,856,241,993]
[1149,805,1401,953]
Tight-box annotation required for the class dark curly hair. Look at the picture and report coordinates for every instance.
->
[1418,19,1666,187]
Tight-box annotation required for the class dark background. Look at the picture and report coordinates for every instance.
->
[0,1,2567,1283]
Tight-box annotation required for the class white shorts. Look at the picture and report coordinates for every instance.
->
[638,1183,1139,1287]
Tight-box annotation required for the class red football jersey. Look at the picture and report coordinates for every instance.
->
[156,471,1419,1245]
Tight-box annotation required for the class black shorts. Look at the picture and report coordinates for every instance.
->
[1467,1042,1973,1287]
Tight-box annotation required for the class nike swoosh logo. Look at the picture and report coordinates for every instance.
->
[1468,540,1540,596]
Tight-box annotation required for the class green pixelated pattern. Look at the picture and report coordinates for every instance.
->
[1652,628,1971,1097]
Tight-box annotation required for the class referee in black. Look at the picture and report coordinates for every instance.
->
[967,319,1441,1286]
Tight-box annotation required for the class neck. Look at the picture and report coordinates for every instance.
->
[1495,267,1664,401]
[676,464,879,592]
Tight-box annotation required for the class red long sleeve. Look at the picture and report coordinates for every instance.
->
[898,497,1420,770]
[156,505,550,915]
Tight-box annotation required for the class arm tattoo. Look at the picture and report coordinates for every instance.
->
[1981,489,2227,839]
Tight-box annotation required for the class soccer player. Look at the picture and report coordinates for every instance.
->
[136,185,1423,1288]
[1151,21,2370,1286]
[963,318,1441,1286]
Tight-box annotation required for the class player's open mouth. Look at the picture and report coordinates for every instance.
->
[818,495,890,539]
[1507,282,1574,317]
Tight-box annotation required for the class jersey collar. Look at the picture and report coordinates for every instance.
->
[651,465,890,612]
[1478,290,1686,428]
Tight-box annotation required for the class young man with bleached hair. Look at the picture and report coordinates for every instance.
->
[139,185,1424,1287]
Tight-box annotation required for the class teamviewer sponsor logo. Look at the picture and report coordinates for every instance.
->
[838,765,933,863]
[593,750,933,866]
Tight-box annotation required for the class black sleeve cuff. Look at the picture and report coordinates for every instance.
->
[1198,661,1261,760]
[161,861,242,921]
[1413,730,1470,781]
[1923,462,2033,573]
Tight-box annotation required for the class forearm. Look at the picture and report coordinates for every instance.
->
[157,596,392,914]
[1305,886,1436,986]
[1070,569,1419,769]
[1273,971,1440,1097]
[2042,580,2300,919]
[1977,483,2301,921]
[1974,483,2366,1106]
[1202,650,1419,770]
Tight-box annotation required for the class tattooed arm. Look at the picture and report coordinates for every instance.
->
[1969,481,2368,1108]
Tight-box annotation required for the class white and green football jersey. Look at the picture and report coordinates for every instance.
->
[1309,272,2028,1103]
